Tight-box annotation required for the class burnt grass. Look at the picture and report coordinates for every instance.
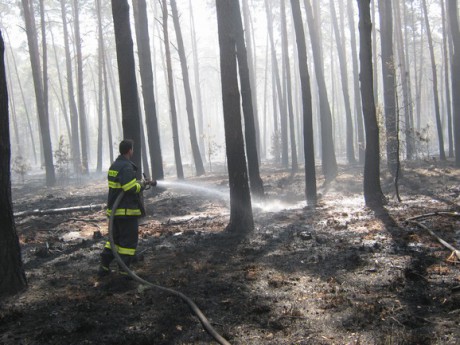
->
[1,161,460,345]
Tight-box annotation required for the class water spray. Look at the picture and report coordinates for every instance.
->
[156,180,229,200]
[156,179,303,213]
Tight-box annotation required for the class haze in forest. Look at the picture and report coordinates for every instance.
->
[0,0,459,182]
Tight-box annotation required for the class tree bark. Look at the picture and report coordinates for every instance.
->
[48,18,72,147]
[421,0,446,161]
[72,0,89,173]
[378,0,399,175]
[96,0,104,173]
[111,0,142,177]
[358,0,385,209]
[242,0,261,158]
[39,0,51,158]
[216,0,254,234]
[265,0,284,165]
[188,0,206,159]
[162,0,184,179]
[60,0,81,174]
[371,0,379,105]
[5,30,37,164]
[304,0,338,182]
[347,0,365,163]
[21,0,56,186]
[290,0,317,207]
[133,0,164,180]
[280,1,298,172]
[448,0,460,167]
[413,2,424,132]
[170,0,205,176]
[441,0,454,158]
[0,29,28,298]
[393,0,415,161]
[233,0,264,198]
[330,0,356,164]
[95,1,114,164]
[277,2,289,168]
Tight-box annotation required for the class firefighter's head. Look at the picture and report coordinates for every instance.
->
[119,139,134,159]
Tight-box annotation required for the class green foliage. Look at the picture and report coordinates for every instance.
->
[204,131,222,172]
[54,135,70,180]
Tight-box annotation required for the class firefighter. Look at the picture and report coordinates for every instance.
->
[98,139,155,277]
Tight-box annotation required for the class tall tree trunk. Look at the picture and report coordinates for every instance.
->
[421,0,446,161]
[402,3,415,142]
[188,0,206,159]
[265,0,285,165]
[358,0,385,209]
[347,0,365,163]
[271,56,280,163]
[330,0,356,164]
[111,0,142,176]
[448,0,460,167]
[106,50,123,139]
[280,1,298,172]
[216,0,254,235]
[5,58,20,150]
[242,0,261,158]
[72,0,89,173]
[290,0,317,207]
[414,2,424,132]
[48,18,72,146]
[277,2,288,168]
[378,0,399,175]
[133,0,164,180]
[60,0,81,174]
[304,0,338,182]
[162,0,184,179]
[441,0,454,158]
[261,34,270,160]
[96,0,104,173]
[0,30,27,297]
[96,0,113,164]
[393,0,415,160]
[21,0,55,186]
[372,0,379,105]
[233,0,264,198]
[138,103,150,176]
[5,30,37,164]
[170,0,205,176]
[39,0,50,150]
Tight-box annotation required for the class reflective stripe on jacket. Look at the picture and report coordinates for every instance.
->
[107,155,142,217]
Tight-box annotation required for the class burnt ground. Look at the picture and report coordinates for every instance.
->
[1,161,460,345]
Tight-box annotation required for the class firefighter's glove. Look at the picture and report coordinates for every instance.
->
[138,179,147,191]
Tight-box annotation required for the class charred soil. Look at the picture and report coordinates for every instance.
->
[1,161,460,345]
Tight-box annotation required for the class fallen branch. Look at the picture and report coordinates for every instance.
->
[162,217,194,226]
[161,215,220,226]
[14,204,105,218]
[66,218,102,230]
[407,219,460,261]
[407,211,460,222]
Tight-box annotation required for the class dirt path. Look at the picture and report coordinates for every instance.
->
[1,162,460,344]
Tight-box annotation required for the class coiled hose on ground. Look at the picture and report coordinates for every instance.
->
[108,191,231,345]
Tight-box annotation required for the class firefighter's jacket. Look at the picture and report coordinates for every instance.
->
[107,155,143,217]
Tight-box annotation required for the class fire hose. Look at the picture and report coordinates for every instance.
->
[108,186,231,345]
